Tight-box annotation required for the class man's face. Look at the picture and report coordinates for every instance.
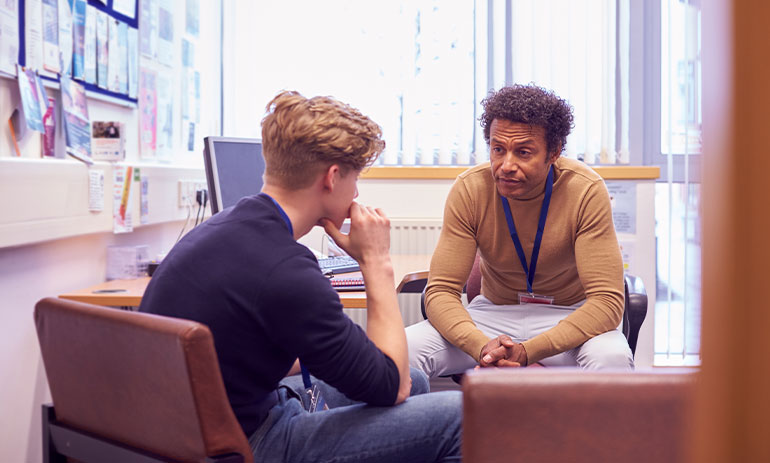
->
[489,119,559,199]
[327,168,360,229]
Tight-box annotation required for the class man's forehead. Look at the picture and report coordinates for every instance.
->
[490,119,546,140]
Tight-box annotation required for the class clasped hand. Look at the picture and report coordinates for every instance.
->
[478,334,528,368]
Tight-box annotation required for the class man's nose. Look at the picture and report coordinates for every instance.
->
[501,152,518,172]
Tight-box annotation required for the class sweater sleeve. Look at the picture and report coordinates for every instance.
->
[258,253,400,406]
[424,178,491,361]
[521,179,625,363]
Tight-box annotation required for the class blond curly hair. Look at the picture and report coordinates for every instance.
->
[261,91,385,189]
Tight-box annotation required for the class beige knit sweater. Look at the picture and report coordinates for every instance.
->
[424,157,624,364]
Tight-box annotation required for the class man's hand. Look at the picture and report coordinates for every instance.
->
[478,334,528,368]
[322,203,411,404]
[321,202,391,265]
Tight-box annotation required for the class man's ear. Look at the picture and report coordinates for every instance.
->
[321,164,340,192]
[548,145,562,164]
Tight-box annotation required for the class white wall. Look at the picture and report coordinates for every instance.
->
[0,174,656,462]
[0,221,184,463]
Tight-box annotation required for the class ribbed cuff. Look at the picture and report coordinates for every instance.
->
[461,330,494,362]
[521,335,554,365]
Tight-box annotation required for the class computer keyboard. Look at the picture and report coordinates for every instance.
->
[317,255,360,274]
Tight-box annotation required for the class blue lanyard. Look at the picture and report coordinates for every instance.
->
[261,193,314,388]
[261,193,294,237]
[499,165,554,295]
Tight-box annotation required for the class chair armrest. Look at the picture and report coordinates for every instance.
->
[396,271,429,294]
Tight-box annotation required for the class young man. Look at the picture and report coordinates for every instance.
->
[140,91,461,462]
[406,84,633,376]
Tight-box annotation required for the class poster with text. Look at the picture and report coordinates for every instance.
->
[83,4,96,83]
[156,73,173,161]
[607,182,637,234]
[138,0,157,58]
[139,68,157,159]
[57,0,73,76]
[72,0,86,79]
[42,0,59,73]
[0,0,20,75]
[156,0,173,66]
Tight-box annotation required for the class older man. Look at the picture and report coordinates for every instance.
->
[407,84,633,376]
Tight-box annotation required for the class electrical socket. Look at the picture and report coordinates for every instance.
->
[178,179,207,207]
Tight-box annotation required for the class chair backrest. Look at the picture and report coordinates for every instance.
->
[463,368,695,463]
[623,274,648,355]
[34,297,253,463]
[465,253,483,303]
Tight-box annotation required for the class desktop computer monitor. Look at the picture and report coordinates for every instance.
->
[203,136,266,214]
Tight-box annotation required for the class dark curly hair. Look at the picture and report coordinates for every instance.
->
[480,84,574,156]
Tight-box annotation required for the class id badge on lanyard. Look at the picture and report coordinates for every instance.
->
[519,293,554,305]
[300,362,329,412]
[501,165,556,306]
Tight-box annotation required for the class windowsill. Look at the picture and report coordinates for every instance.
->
[361,165,660,180]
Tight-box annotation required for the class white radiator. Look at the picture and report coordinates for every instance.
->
[389,219,443,255]
[345,219,443,329]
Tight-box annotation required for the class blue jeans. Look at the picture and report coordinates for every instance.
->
[249,368,462,462]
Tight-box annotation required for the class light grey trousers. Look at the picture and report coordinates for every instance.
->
[406,295,634,378]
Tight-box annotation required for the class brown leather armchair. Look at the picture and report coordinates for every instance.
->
[462,368,695,463]
[34,297,252,463]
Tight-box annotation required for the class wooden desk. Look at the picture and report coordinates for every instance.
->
[59,254,431,309]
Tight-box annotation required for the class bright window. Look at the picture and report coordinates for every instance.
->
[222,0,627,166]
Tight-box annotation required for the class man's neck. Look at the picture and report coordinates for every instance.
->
[261,183,320,239]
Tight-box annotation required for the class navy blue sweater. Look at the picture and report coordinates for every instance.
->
[139,194,399,435]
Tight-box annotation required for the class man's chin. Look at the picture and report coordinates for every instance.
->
[496,183,523,199]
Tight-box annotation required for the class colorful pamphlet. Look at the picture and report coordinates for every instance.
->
[91,121,125,162]
[60,75,92,164]
[72,0,87,79]
[17,64,48,133]
[42,97,56,157]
